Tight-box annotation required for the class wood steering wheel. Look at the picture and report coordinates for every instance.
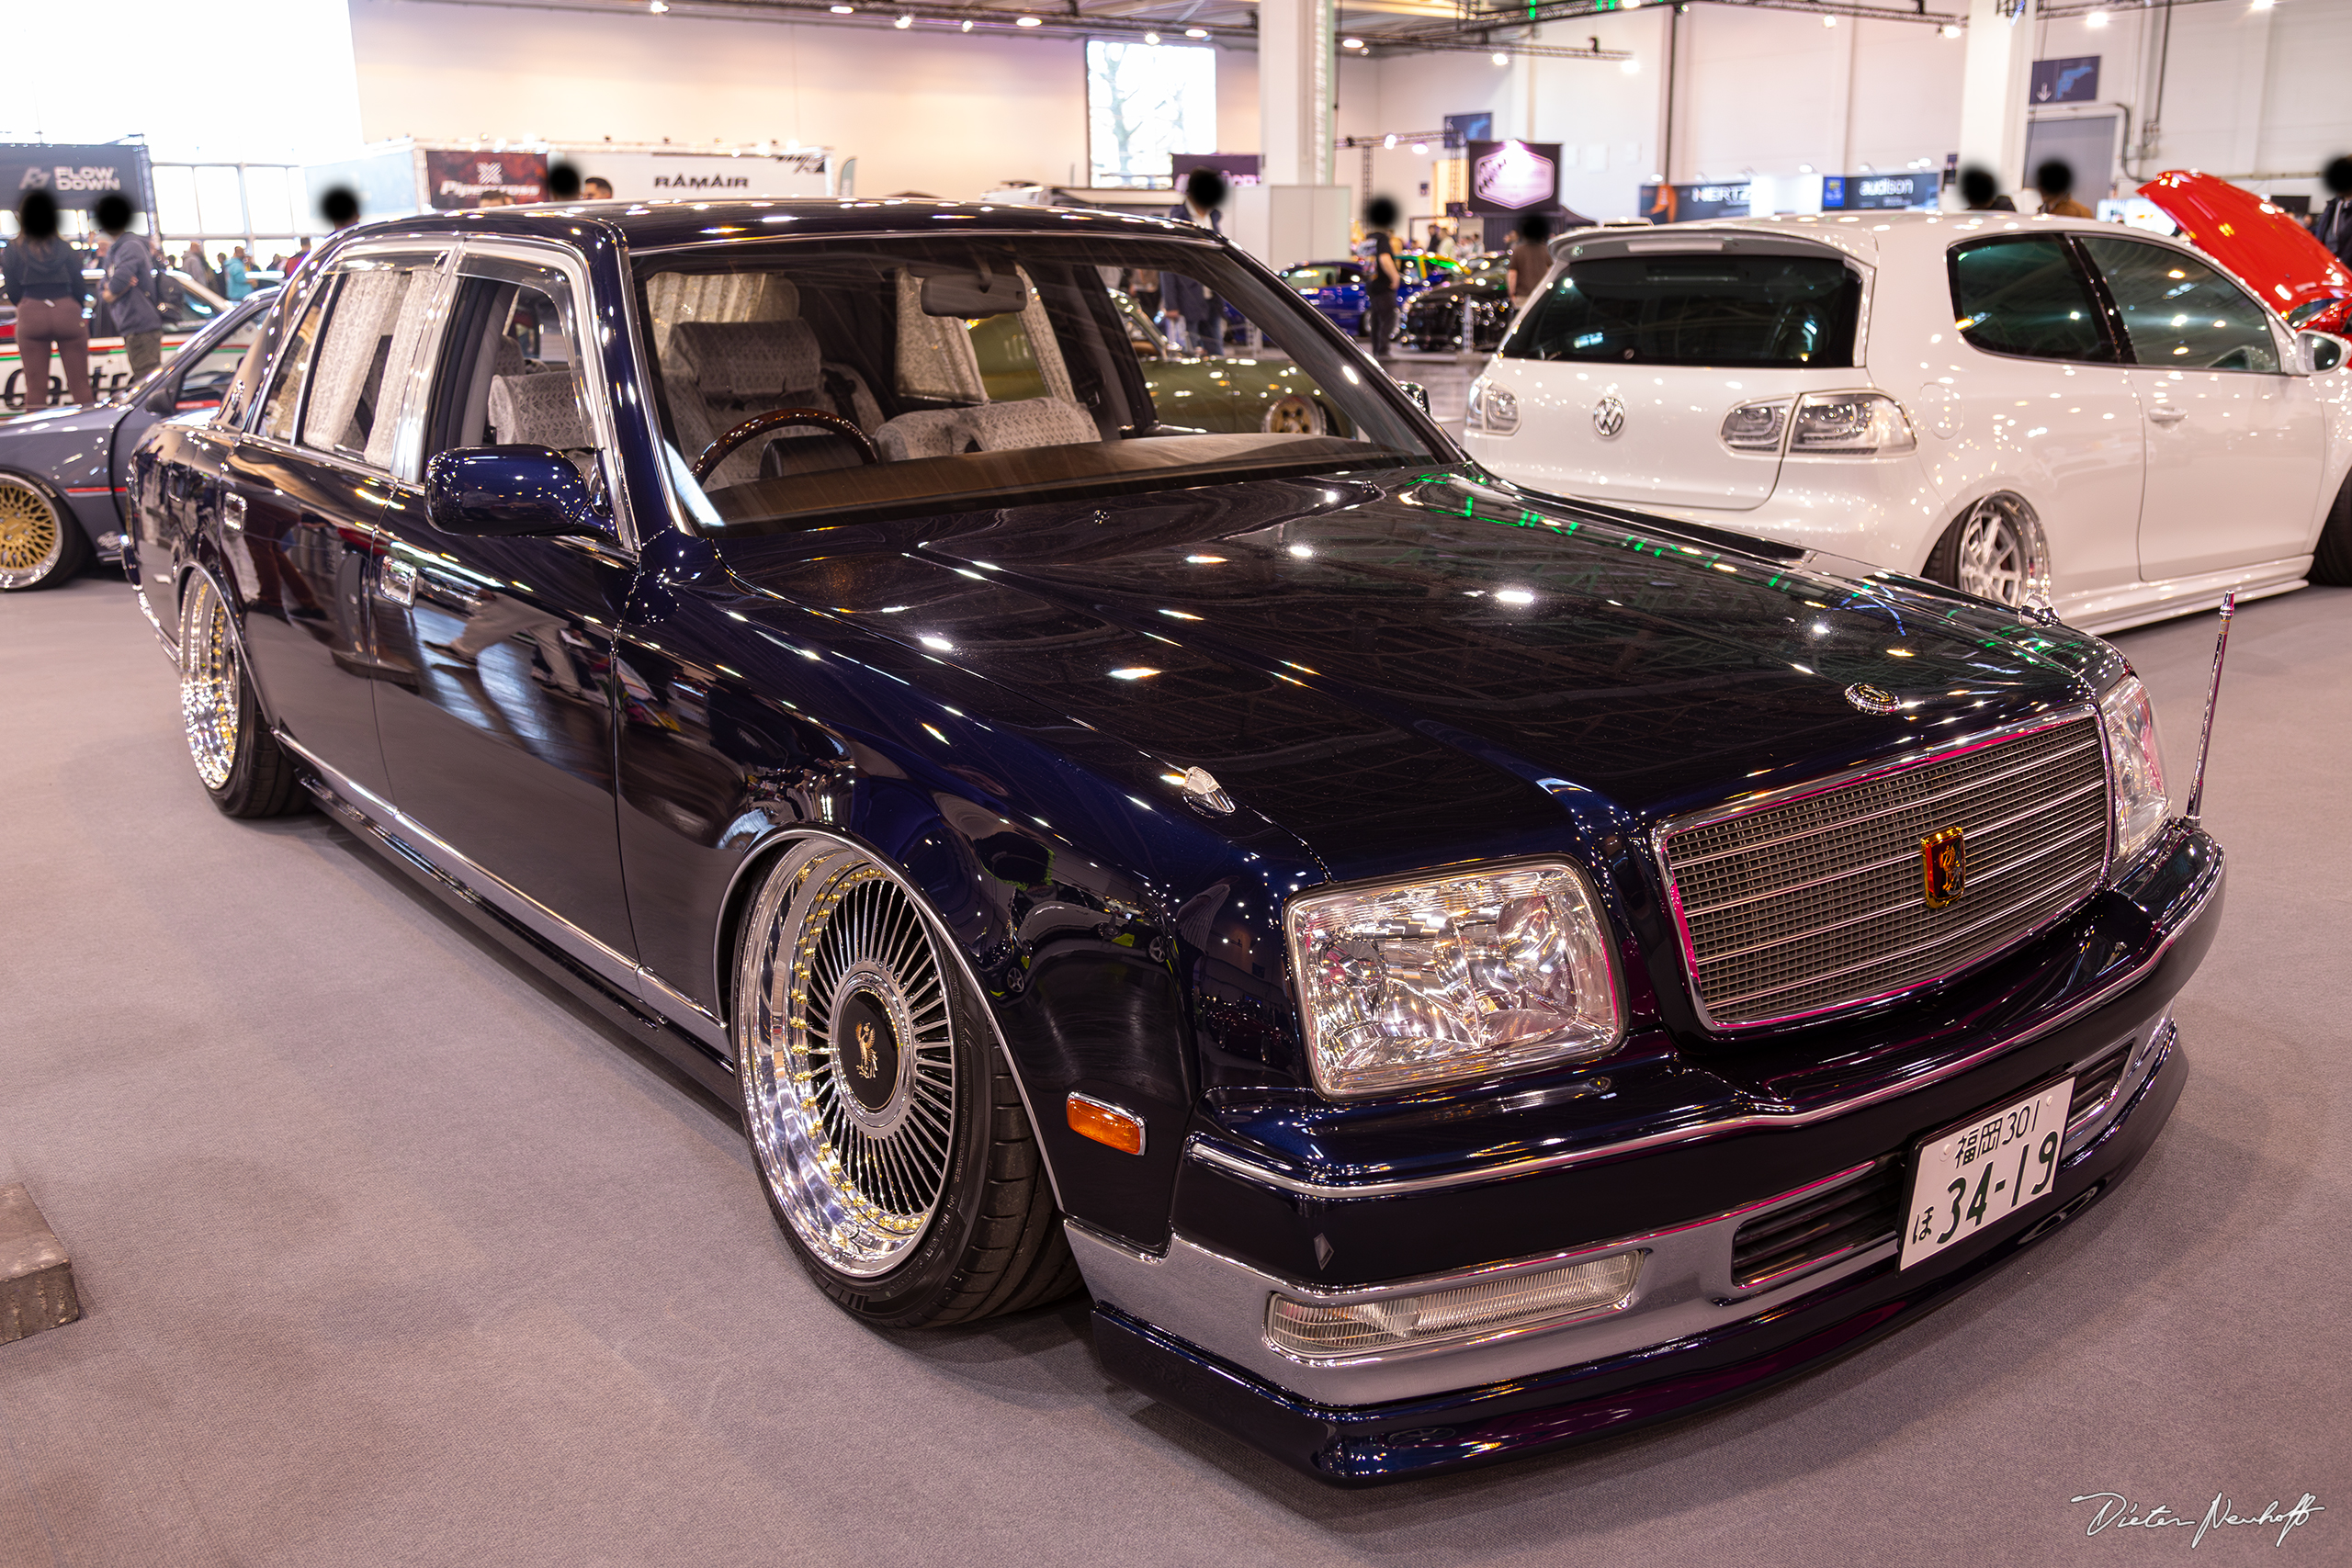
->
[693,407,878,483]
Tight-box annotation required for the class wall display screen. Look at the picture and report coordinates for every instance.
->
[1465,141,1561,214]
[2031,56,2101,106]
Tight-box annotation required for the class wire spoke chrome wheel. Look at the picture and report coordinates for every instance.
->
[0,477,65,591]
[740,843,958,1278]
[1950,495,2052,608]
[180,578,241,791]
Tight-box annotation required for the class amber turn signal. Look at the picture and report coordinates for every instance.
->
[1067,1093,1146,1156]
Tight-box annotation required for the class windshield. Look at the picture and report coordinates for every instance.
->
[636,234,1436,533]
[1500,250,1861,368]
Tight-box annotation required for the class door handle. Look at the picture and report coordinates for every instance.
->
[376,557,418,607]
[220,491,246,532]
[2148,405,2189,424]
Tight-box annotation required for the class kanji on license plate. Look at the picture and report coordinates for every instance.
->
[1899,1077,2075,1270]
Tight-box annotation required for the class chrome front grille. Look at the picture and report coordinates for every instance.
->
[1660,714,2109,1027]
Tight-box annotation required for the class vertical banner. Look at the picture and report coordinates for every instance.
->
[422,150,549,209]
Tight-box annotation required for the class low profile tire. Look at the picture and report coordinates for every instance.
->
[1926,494,2051,609]
[732,840,1078,1327]
[2312,474,2352,586]
[179,575,305,818]
[0,473,89,592]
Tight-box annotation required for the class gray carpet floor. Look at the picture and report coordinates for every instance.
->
[2,574,2345,1566]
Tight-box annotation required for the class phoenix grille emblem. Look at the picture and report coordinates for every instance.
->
[1921,825,1966,908]
[854,1020,880,1078]
[1592,395,1626,439]
[1844,682,1901,715]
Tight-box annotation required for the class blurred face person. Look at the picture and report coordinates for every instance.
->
[584,177,614,200]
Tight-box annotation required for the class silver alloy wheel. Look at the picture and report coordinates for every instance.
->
[0,476,66,590]
[739,842,958,1278]
[180,578,241,790]
[1952,494,2051,607]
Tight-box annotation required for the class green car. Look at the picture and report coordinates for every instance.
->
[971,291,1348,437]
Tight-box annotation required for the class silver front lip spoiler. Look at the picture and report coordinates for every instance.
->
[1083,1011,2177,1407]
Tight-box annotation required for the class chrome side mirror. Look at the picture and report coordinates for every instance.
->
[1396,380,1432,415]
[2295,330,2346,376]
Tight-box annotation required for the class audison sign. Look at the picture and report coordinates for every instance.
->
[1,143,152,213]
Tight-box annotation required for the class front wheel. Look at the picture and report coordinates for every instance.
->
[732,839,1077,1327]
[179,575,305,818]
[1926,494,2052,609]
[0,473,88,592]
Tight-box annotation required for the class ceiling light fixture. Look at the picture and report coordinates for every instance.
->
[1143,28,1159,41]
[829,3,854,11]
[1940,21,1961,35]
[1821,11,1837,25]
[1017,14,1042,24]
[959,17,971,28]
[1342,36,1364,48]
[894,11,910,25]
[1492,51,1510,64]
[1184,26,1207,37]
[1411,141,1428,154]
[1621,55,1639,73]
[648,0,667,11]
[2086,7,2109,25]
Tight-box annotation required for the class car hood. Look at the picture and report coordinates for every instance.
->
[2140,170,2352,318]
[0,401,125,436]
[712,468,2110,878]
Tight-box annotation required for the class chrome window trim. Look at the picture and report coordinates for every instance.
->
[450,234,644,556]
[1182,837,2217,1203]
[624,224,1226,261]
[1651,705,2109,1032]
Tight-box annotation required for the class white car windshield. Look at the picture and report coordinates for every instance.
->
[636,234,1438,534]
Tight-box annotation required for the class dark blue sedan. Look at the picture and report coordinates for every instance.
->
[0,289,272,591]
[124,198,2216,1483]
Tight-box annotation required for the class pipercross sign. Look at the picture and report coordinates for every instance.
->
[0,144,150,212]
[1465,140,1561,214]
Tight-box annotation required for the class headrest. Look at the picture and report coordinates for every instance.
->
[670,318,823,400]
[489,372,590,451]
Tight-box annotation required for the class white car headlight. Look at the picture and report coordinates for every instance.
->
[1791,390,1916,454]
[2099,675,2170,865]
[1286,862,1623,1100]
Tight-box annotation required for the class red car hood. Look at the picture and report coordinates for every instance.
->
[2140,170,2352,329]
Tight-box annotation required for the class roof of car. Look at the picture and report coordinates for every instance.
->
[1548,209,2174,268]
[324,197,1219,256]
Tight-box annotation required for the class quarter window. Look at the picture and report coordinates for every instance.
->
[254,291,330,444]
[1949,237,2112,363]
[2079,237,2279,372]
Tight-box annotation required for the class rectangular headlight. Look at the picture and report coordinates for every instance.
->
[1285,862,1623,1100]
[1266,1250,1643,1363]
[2099,674,2170,864]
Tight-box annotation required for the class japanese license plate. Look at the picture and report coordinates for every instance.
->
[1899,1077,2074,1270]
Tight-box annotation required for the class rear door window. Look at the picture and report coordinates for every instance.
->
[298,254,444,468]
[2078,236,2279,372]
[1501,251,1861,367]
[1949,236,2113,363]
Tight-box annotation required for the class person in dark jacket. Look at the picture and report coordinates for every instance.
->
[1160,167,1227,355]
[1506,212,1554,301]
[1362,197,1403,362]
[1959,166,2018,213]
[94,194,166,380]
[2,191,94,410]
[2314,157,2352,271]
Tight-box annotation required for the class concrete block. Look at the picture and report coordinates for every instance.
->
[0,1184,81,1345]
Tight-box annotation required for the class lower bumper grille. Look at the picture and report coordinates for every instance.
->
[1660,713,2111,1028]
[1730,1158,1905,1292]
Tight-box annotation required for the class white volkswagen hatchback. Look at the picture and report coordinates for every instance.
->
[1463,212,2352,631]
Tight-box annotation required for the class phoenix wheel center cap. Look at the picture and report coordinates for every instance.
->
[834,987,904,1115]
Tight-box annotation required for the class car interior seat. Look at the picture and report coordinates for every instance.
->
[874,268,1098,462]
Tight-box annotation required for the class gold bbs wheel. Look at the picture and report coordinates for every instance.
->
[180,576,242,790]
[0,474,72,591]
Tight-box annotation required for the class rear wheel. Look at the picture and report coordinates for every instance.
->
[732,839,1077,1326]
[0,473,88,592]
[179,576,305,818]
[2312,473,2352,585]
[1926,494,2051,609]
